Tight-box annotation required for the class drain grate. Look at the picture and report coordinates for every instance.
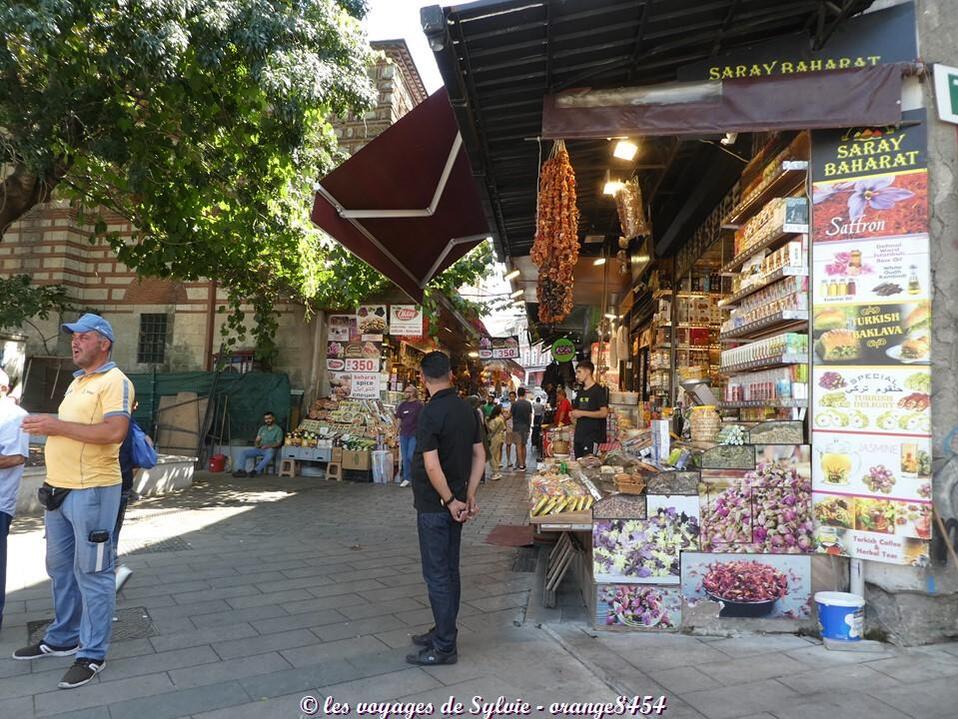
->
[123,536,193,555]
[511,546,538,573]
[28,606,158,643]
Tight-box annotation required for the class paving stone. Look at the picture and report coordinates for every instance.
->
[251,608,348,634]
[168,651,291,689]
[281,634,390,668]
[786,642,894,667]
[0,659,31,680]
[214,628,326,660]
[778,663,904,695]
[239,659,357,698]
[281,593,367,615]
[119,580,211,600]
[34,672,174,717]
[225,588,313,610]
[172,584,262,604]
[107,680,251,719]
[465,590,530,613]
[192,691,318,719]
[770,691,912,719]
[337,596,427,620]
[867,653,958,683]
[308,578,392,599]
[0,664,77,699]
[707,634,817,657]
[356,582,429,603]
[149,622,259,654]
[682,679,801,719]
[100,645,220,682]
[321,667,441,704]
[648,666,723,694]
[695,653,810,686]
[312,615,408,642]
[190,604,289,630]
[209,570,285,588]
[149,599,232,621]
[42,707,106,719]
[873,675,958,719]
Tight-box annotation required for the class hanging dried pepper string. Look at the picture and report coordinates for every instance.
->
[532,139,579,324]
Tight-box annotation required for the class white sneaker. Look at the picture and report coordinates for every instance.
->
[399,480,411,488]
[115,565,133,592]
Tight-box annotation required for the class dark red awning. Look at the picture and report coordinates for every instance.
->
[311,89,489,302]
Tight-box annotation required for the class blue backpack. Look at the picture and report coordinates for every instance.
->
[130,420,157,469]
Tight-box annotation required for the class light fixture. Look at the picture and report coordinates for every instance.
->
[593,257,606,266]
[604,313,616,320]
[632,254,650,263]
[602,176,624,196]
[613,139,639,161]
[504,269,520,281]
[468,351,479,358]
[510,289,523,298]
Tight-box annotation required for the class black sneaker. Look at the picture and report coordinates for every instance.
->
[411,628,436,647]
[58,658,105,688]
[12,641,80,660]
[248,470,258,478]
[231,470,248,478]
[406,647,457,666]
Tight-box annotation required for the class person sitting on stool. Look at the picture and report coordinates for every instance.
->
[233,411,283,477]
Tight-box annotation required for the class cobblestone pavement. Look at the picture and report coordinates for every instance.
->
[2,471,957,719]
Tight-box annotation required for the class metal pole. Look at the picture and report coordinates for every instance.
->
[850,558,865,597]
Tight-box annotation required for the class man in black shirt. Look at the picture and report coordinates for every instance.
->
[571,360,609,459]
[510,388,533,471]
[407,352,484,666]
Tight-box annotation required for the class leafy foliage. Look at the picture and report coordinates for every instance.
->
[0,276,73,353]
[0,1,496,364]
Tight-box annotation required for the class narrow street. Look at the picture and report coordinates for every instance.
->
[1,474,956,719]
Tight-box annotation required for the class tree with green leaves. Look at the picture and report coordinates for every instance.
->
[1,0,495,365]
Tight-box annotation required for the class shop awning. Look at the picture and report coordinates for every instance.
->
[311,89,490,302]
[541,64,907,138]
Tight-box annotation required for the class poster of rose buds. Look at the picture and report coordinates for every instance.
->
[595,584,682,631]
[698,445,813,554]
[593,508,700,585]
[681,553,812,620]
[811,109,932,565]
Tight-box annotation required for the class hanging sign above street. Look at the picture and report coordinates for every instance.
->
[551,338,576,363]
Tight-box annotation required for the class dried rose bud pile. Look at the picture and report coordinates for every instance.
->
[703,560,788,603]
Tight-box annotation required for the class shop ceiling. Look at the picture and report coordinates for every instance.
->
[424,0,876,266]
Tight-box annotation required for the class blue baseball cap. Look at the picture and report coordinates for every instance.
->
[62,313,115,343]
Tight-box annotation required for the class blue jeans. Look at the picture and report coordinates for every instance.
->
[417,511,462,653]
[44,484,121,660]
[0,511,10,629]
[399,435,416,483]
[113,489,131,563]
[240,447,275,473]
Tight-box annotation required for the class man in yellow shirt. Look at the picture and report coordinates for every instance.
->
[15,314,133,690]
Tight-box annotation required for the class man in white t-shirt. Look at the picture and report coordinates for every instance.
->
[0,370,29,632]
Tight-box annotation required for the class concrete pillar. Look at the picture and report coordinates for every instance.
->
[861,0,958,645]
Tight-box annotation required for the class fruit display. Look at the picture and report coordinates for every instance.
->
[529,470,593,517]
[531,139,579,324]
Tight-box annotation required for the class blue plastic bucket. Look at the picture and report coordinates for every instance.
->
[815,591,865,641]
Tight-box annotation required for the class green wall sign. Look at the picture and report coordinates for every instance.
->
[551,338,576,363]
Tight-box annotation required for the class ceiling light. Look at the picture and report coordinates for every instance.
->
[613,139,639,161]
[602,178,623,196]
[594,257,606,266]
[604,313,616,320]
[504,269,520,281]
[632,254,650,263]
[602,169,623,196]
[510,289,523,298]
[468,351,479,358]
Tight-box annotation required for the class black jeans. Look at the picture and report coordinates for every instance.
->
[0,511,10,628]
[417,510,462,653]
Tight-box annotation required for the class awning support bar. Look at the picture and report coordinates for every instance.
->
[421,233,489,287]
[335,133,464,219]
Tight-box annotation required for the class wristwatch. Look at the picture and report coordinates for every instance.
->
[440,494,455,506]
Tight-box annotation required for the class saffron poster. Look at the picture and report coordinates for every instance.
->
[810,109,931,566]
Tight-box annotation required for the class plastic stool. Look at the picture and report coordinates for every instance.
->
[325,462,342,481]
[279,458,296,478]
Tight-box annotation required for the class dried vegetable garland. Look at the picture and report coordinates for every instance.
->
[615,177,650,239]
[531,139,579,324]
